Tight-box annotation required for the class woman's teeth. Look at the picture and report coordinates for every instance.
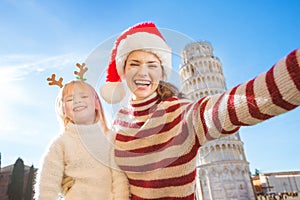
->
[134,80,150,86]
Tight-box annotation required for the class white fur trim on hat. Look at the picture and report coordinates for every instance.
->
[116,32,172,80]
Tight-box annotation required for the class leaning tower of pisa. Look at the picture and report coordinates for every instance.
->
[179,41,256,200]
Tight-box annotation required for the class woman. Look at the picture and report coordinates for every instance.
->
[99,22,300,200]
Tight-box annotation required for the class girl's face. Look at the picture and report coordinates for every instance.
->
[124,50,164,100]
[62,83,96,125]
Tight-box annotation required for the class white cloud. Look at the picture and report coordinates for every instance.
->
[0,53,83,135]
[0,54,80,81]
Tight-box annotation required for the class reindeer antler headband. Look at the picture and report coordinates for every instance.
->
[47,63,88,88]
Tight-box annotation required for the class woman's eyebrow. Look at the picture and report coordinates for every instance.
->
[127,59,159,64]
[146,61,160,64]
[127,59,141,63]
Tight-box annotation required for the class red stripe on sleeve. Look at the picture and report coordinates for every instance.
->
[246,79,273,120]
[197,98,215,141]
[212,93,240,134]
[227,85,250,126]
[286,49,300,91]
[266,65,297,111]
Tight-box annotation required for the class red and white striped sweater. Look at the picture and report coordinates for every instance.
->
[113,49,300,200]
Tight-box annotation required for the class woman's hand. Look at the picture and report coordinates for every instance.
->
[61,176,75,195]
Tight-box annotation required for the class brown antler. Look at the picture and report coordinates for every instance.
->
[47,74,64,88]
[74,63,88,80]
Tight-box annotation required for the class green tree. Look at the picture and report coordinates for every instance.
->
[24,165,35,200]
[7,158,25,200]
[254,168,260,176]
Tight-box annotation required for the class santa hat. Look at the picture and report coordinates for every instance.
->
[100,21,172,104]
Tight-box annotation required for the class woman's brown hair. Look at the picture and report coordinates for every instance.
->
[157,80,185,100]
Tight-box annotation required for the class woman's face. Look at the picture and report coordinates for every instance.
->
[124,50,164,100]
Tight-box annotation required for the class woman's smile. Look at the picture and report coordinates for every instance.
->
[134,79,151,89]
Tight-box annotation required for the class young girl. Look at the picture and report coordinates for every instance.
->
[35,64,130,200]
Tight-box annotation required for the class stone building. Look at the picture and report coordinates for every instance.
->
[0,155,36,200]
[179,41,256,200]
[253,171,300,195]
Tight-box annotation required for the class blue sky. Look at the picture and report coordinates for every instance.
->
[0,0,299,174]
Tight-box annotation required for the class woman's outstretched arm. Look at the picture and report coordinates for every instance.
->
[190,48,300,145]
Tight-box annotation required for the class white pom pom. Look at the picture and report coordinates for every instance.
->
[100,82,126,104]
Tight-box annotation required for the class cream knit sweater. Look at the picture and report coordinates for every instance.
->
[35,122,130,200]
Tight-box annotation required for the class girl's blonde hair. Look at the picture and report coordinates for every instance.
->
[55,80,108,132]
